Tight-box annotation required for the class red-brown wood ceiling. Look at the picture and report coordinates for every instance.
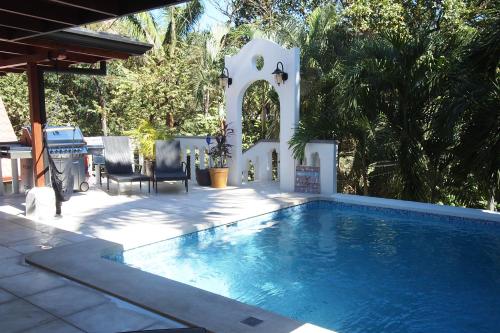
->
[0,0,187,73]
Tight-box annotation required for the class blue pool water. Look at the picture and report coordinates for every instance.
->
[113,201,500,333]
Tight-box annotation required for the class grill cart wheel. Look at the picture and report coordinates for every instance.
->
[79,181,89,192]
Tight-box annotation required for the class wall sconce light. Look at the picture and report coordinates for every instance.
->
[272,61,288,85]
[219,67,232,88]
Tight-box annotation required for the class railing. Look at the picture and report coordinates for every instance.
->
[242,139,279,183]
[175,136,213,182]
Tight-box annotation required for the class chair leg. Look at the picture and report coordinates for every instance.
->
[140,180,142,190]
[107,176,109,191]
[185,179,188,192]
[155,180,158,194]
[148,180,150,193]
[117,182,120,195]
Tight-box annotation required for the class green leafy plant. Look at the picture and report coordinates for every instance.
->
[125,120,172,160]
[208,119,234,168]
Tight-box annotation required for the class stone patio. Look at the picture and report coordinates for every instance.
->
[0,210,184,333]
[1,181,311,249]
[0,181,313,333]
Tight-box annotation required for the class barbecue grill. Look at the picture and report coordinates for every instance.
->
[22,125,89,192]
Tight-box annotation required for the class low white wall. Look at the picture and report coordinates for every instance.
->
[175,136,212,182]
[303,140,338,195]
[242,140,279,182]
[331,193,500,222]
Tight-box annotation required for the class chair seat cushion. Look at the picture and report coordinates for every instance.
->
[154,170,188,181]
[108,173,150,182]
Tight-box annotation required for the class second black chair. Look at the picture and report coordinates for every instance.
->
[153,140,189,193]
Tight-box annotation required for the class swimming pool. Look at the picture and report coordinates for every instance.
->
[111,201,500,333]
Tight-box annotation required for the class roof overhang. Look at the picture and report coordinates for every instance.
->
[0,1,187,41]
[0,0,189,74]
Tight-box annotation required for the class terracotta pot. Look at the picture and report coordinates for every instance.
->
[209,168,229,188]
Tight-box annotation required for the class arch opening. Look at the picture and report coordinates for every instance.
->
[241,80,280,150]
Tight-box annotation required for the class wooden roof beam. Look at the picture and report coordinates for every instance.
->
[0,2,112,27]
[0,26,34,41]
[0,67,25,74]
[0,12,71,35]
[0,51,65,70]
[0,41,37,55]
[48,0,186,17]
[24,38,131,59]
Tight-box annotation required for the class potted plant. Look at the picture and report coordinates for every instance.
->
[126,120,171,176]
[208,120,233,188]
[195,135,212,186]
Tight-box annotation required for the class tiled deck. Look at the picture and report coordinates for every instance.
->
[0,181,313,333]
[0,211,183,333]
[1,181,310,249]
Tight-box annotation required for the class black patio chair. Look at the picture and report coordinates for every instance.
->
[153,140,188,193]
[102,136,150,194]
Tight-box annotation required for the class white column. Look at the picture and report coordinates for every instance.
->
[278,47,300,192]
[226,82,243,186]
[189,147,196,182]
[0,159,4,196]
[200,149,206,169]
[242,160,248,183]
[333,141,338,194]
[11,159,19,194]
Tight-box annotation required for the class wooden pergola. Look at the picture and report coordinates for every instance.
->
[0,0,186,187]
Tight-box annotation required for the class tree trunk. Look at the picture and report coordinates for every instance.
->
[487,173,498,211]
[169,7,176,57]
[166,112,174,128]
[93,77,108,136]
[101,107,108,137]
[204,88,210,116]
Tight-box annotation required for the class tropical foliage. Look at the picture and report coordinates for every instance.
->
[0,0,497,210]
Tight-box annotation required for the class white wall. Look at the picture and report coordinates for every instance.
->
[224,39,300,192]
[304,141,338,195]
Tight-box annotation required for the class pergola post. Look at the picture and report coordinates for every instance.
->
[26,62,47,187]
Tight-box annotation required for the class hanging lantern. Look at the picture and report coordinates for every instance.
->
[272,61,288,86]
[219,67,232,88]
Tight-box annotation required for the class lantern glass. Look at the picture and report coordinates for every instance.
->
[219,76,228,88]
[274,73,283,85]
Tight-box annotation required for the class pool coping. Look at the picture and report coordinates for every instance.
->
[25,195,500,333]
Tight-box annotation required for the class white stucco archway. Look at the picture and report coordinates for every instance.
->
[224,39,300,192]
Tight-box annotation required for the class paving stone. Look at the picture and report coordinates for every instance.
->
[65,301,158,333]
[0,270,67,297]
[0,227,45,246]
[0,299,55,333]
[0,257,33,278]
[26,285,108,316]
[21,319,84,333]
[7,235,71,254]
[144,321,186,330]
[0,288,16,304]
[53,230,91,243]
[0,245,19,259]
[0,221,25,232]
